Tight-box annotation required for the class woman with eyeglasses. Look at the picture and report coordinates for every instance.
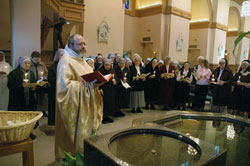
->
[210,58,233,113]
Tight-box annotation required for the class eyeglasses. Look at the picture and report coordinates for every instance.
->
[75,42,87,46]
[219,62,225,64]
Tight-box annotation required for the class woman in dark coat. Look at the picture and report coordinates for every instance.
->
[129,54,145,113]
[210,58,233,113]
[114,58,130,108]
[8,56,37,140]
[47,48,64,126]
[144,58,159,109]
[175,62,193,110]
[231,60,250,117]
[159,56,176,110]
[99,59,122,123]
[8,57,36,111]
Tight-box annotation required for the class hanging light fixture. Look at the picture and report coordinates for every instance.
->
[241,0,250,16]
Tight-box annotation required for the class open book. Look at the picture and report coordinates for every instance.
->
[138,73,151,79]
[27,81,48,88]
[81,71,113,83]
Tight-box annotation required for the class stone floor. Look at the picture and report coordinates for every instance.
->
[0,108,173,166]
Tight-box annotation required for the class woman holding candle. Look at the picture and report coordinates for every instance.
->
[0,51,12,110]
[114,58,130,109]
[231,60,250,117]
[129,54,145,113]
[210,58,233,113]
[193,59,211,111]
[99,59,121,123]
[175,62,193,110]
[159,56,176,110]
[8,56,36,111]
[144,58,159,110]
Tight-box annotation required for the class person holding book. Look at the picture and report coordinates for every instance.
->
[129,53,145,113]
[55,34,103,157]
[159,56,176,110]
[193,59,211,111]
[210,58,233,113]
[175,62,193,110]
[99,58,123,123]
[144,58,159,110]
[115,58,130,109]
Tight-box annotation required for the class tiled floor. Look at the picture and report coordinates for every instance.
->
[0,108,171,166]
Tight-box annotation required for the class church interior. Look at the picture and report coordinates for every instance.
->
[1,0,250,166]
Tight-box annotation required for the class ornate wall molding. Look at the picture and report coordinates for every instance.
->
[190,21,210,29]
[44,0,85,22]
[135,5,162,17]
[164,6,192,20]
[211,22,228,32]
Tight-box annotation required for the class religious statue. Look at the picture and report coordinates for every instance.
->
[98,20,110,43]
[176,35,183,52]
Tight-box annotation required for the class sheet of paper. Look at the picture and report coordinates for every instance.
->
[121,80,131,89]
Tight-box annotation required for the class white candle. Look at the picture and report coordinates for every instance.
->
[40,72,44,80]
[212,74,215,82]
[24,73,28,82]
[237,76,241,83]
[24,73,28,79]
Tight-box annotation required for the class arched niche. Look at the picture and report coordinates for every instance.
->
[227,7,241,31]
[191,0,212,23]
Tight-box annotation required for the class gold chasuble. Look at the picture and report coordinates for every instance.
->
[55,46,103,158]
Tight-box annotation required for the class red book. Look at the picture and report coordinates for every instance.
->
[81,71,112,83]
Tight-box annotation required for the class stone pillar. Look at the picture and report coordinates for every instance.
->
[162,0,191,62]
[11,0,41,68]
[208,0,230,65]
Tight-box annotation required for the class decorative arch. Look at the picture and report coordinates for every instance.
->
[190,0,212,23]
[228,6,241,31]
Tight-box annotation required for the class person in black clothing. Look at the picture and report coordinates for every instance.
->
[47,48,64,126]
[129,54,145,113]
[99,59,123,123]
[8,57,36,111]
[144,58,159,110]
[94,54,103,71]
[210,58,233,113]
[8,56,37,139]
[114,58,130,108]
[175,62,193,110]
[231,60,250,117]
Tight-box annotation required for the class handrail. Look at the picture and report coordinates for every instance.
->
[60,0,84,6]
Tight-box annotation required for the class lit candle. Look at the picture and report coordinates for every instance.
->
[124,72,127,80]
[237,76,241,83]
[153,51,156,56]
[24,73,28,82]
[212,74,215,82]
[40,72,44,79]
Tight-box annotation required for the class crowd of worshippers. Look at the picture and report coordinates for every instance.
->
[1,49,250,126]
[0,50,63,139]
[87,53,250,123]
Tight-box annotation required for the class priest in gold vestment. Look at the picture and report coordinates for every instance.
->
[55,34,103,158]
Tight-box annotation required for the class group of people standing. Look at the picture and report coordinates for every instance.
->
[0,49,64,139]
[86,53,250,122]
